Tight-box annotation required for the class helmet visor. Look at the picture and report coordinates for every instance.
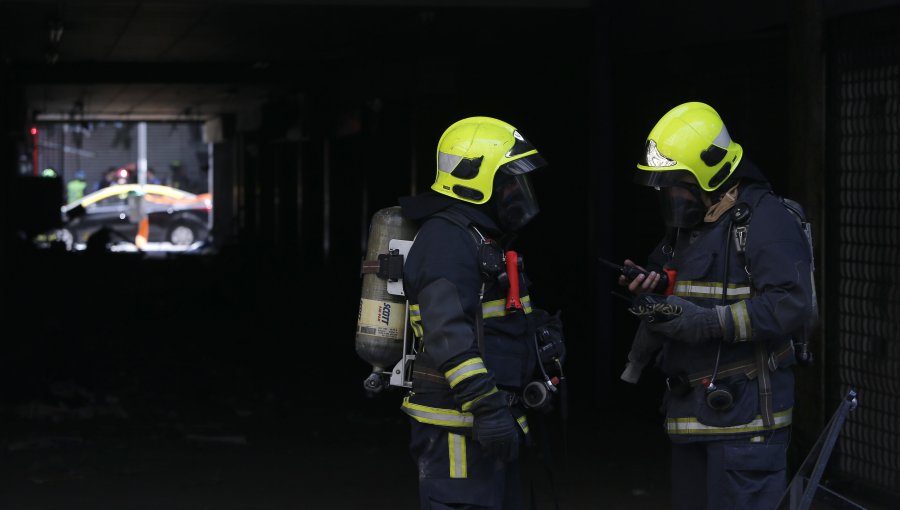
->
[494,173,540,231]
[499,153,547,176]
[657,181,707,228]
[634,168,696,189]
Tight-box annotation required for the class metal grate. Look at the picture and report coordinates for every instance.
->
[827,39,900,499]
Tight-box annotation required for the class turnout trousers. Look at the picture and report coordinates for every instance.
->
[410,419,522,510]
[670,427,790,510]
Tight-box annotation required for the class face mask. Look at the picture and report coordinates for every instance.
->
[493,173,540,232]
[658,181,707,228]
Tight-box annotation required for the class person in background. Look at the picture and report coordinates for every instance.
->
[67,169,87,203]
[166,160,190,190]
[93,167,117,192]
[146,167,162,185]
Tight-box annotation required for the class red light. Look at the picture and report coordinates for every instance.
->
[30,127,38,136]
[118,168,128,178]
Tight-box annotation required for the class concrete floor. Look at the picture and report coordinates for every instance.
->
[1,248,891,510]
[4,364,895,509]
[0,377,673,510]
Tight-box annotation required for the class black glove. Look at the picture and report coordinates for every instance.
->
[470,391,520,462]
[646,295,733,344]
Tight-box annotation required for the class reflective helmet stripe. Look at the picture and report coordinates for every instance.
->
[438,152,463,174]
[712,124,732,148]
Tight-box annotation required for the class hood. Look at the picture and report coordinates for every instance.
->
[398,191,501,234]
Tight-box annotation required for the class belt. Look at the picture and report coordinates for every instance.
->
[412,366,523,408]
[666,342,794,394]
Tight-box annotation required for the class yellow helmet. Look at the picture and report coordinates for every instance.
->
[432,116,546,204]
[635,102,743,192]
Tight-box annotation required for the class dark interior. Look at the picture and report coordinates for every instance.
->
[2,1,899,508]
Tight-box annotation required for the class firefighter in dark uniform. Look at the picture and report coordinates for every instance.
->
[398,116,552,509]
[620,102,817,510]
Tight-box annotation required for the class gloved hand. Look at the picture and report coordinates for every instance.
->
[646,295,733,344]
[621,322,666,384]
[470,391,520,462]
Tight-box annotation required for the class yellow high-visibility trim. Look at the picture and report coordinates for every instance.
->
[666,408,792,435]
[730,300,752,341]
[482,295,533,318]
[448,433,468,478]
[401,396,474,428]
[445,358,487,388]
[517,415,530,435]
[461,387,498,412]
[409,304,423,338]
[673,281,751,301]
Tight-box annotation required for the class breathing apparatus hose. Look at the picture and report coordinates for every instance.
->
[707,216,733,397]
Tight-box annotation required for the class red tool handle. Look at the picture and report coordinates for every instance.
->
[663,267,678,296]
[505,250,522,311]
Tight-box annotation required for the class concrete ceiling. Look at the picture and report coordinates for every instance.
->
[9,0,890,119]
[2,0,588,118]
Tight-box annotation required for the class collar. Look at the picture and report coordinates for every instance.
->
[703,183,741,223]
[398,191,502,234]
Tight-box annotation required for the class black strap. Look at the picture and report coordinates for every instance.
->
[684,341,794,387]
[431,209,482,247]
[475,293,486,358]
[756,342,775,426]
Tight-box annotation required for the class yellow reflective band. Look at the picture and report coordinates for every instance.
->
[517,415,529,435]
[409,304,423,338]
[666,408,792,435]
[461,387,498,412]
[673,281,751,301]
[482,299,506,318]
[482,295,533,318]
[448,433,468,479]
[730,300,752,341]
[401,396,474,428]
[445,358,488,388]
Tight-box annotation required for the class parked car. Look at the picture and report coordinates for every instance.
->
[57,184,211,250]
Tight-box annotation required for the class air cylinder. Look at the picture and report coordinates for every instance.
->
[356,206,418,390]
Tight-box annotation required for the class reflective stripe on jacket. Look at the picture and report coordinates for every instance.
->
[646,181,814,440]
[399,204,536,434]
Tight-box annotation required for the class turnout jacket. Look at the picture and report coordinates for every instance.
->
[398,199,535,436]
[645,179,816,442]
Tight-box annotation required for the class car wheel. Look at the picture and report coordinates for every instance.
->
[166,219,206,246]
